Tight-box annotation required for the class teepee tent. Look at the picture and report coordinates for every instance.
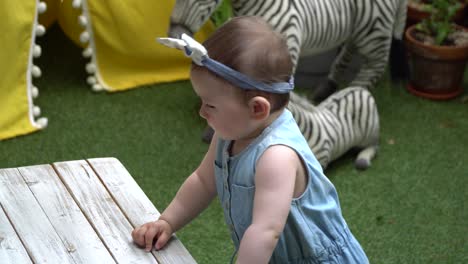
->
[0,0,214,141]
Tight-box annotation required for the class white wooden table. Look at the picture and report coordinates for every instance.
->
[0,157,196,264]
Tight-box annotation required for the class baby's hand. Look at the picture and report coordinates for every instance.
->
[131,219,173,251]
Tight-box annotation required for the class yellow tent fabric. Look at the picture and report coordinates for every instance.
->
[0,0,214,140]
[0,1,46,140]
[57,0,214,91]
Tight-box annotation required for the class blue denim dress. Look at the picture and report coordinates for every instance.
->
[214,109,369,263]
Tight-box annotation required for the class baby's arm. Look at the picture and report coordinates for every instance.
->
[236,145,299,263]
[132,134,218,250]
[158,133,218,232]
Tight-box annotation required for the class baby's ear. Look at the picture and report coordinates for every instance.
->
[248,96,270,120]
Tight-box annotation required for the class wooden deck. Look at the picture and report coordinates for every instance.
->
[0,157,196,264]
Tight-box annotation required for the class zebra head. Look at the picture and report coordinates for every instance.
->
[169,0,222,38]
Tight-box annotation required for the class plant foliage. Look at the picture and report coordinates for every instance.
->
[210,0,233,27]
[415,0,464,44]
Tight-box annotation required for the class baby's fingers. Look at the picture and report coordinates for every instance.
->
[131,226,148,247]
[155,231,171,250]
[144,225,159,251]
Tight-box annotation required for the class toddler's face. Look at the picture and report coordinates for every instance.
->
[191,71,257,141]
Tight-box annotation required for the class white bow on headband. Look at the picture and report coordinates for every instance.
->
[157,34,207,66]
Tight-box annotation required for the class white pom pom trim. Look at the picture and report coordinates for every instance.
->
[78,0,109,92]
[32,65,42,78]
[80,31,90,43]
[33,45,42,58]
[78,15,88,27]
[36,118,48,129]
[82,47,93,58]
[33,106,41,117]
[86,63,96,74]
[72,0,82,9]
[38,2,47,14]
[32,86,39,98]
[92,84,104,92]
[87,76,97,85]
[29,0,48,131]
[36,25,46,36]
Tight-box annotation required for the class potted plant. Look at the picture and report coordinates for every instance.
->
[405,0,468,100]
[407,0,466,27]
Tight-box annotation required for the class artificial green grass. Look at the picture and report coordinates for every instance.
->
[1,25,467,263]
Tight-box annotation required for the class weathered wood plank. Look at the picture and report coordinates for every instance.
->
[53,160,158,264]
[0,168,75,263]
[87,157,197,264]
[0,204,32,264]
[18,164,116,264]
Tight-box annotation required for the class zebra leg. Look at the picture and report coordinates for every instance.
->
[312,44,355,103]
[349,36,392,88]
[328,43,357,84]
[355,145,379,170]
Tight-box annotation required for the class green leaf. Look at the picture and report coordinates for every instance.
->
[435,25,449,45]
[210,0,233,27]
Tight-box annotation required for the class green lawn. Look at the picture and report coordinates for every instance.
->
[1,25,467,263]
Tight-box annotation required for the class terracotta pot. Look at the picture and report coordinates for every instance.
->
[404,24,468,100]
[406,4,430,27]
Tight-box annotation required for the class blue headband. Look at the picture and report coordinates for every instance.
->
[157,34,294,94]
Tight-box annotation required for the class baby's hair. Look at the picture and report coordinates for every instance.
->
[192,16,293,112]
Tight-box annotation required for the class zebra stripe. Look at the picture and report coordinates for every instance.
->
[169,0,407,89]
[288,88,379,170]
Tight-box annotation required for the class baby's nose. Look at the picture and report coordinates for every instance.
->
[199,106,207,119]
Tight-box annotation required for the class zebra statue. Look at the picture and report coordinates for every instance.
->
[288,87,379,170]
[169,0,407,102]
